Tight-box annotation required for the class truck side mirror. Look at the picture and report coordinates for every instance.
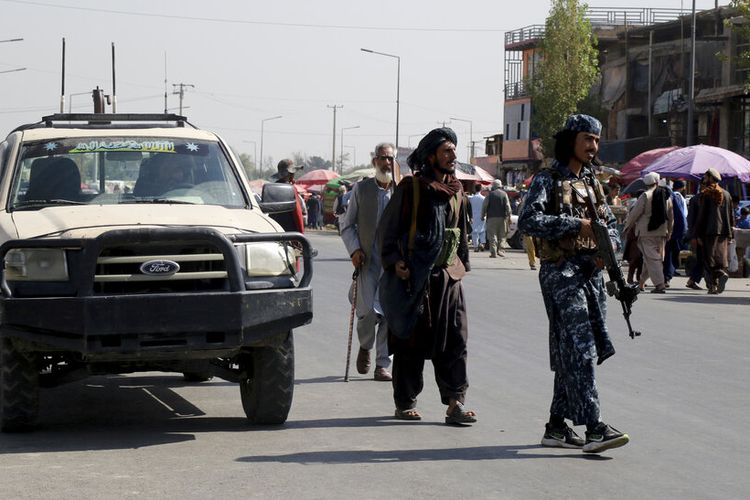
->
[259,183,297,214]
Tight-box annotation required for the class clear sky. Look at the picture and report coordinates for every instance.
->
[0,0,724,174]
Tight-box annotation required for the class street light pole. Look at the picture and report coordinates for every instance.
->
[340,125,360,173]
[450,116,474,162]
[361,48,400,153]
[260,115,282,179]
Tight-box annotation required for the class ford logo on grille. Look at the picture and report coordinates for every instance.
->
[140,260,180,276]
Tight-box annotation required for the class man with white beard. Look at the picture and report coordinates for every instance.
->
[340,143,396,381]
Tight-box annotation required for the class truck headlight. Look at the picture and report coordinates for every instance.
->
[244,242,294,277]
[4,248,69,281]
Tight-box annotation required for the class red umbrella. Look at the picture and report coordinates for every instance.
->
[296,169,340,188]
[473,165,495,182]
[619,147,680,184]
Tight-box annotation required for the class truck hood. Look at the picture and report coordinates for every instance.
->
[9,204,281,239]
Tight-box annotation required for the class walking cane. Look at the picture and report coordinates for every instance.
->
[344,268,359,382]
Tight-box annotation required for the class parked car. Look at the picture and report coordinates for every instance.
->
[0,113,313,431]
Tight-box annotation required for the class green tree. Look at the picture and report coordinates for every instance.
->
[529,0,599,158]
[292,152,307,168]
[307,155,332,170]
[238,153,256,178]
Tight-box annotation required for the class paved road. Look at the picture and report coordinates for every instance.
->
[1,230,748,499]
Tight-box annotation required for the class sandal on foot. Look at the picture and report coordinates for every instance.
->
[445,402,477,425]
[394,408,422,421]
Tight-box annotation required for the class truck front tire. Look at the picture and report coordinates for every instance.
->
[1,337,40,432]
[239,331,294,425]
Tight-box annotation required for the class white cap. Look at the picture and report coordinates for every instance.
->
[492,179,503,189]
[643,172,660,186]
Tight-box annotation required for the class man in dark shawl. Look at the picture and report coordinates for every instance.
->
[377,127,477,425]
[692,168,735,294]
[622,172,673,293]
[518,114,629,453]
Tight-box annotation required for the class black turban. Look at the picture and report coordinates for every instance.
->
[407,127,458,170]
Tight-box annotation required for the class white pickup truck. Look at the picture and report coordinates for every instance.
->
[0,113,313,431]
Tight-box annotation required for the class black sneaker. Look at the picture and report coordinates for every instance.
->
[541,422,584,449]
[582,422,630,453]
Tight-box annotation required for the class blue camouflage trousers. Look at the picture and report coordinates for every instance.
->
[540,258,606,426]
[550,358,600,426]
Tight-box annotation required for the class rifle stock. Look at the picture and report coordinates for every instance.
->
[583,181,642,339]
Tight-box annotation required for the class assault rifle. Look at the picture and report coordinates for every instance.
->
[580,179,642,339]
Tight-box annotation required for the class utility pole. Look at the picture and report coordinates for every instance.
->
[172,83,194,116]
[328,104,343,171]
[687,0,697,146]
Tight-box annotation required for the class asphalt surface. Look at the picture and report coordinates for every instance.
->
[1,229,748,499]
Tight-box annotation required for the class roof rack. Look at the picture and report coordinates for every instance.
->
[41,113,189,126]
[10,113,198,135]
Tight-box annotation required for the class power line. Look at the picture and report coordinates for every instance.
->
[1,0,508,33]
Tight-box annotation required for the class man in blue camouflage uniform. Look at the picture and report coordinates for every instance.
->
[518,114,630,453]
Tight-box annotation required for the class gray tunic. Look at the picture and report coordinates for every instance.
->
[340,177,393,317]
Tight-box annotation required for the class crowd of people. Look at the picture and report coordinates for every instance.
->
[620,168,738,294]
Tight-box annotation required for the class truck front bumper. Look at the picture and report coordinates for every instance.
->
[0,227,313,357]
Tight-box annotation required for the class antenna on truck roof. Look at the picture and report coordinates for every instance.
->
[111,42,117,113]
[59,37,65,113]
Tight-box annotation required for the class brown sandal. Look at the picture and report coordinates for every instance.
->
[445,402,477,425]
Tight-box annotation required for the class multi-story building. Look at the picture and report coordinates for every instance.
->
[502,7,695,182]
[596,5,750,163]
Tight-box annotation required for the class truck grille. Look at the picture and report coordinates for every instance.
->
[94,244,229,294]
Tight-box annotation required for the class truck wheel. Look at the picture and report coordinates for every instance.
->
[239,331,294,425]
[1,337,39,432]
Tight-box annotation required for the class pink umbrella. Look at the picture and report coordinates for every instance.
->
[642,144,750,183]
[296,169,340,188]
[619,146,680,184]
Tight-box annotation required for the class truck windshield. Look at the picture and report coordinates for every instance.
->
[10,137,248,209]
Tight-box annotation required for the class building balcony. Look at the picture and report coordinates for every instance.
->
[505,25,545,50]
[504,81,529,101]
[504,8,689,51]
